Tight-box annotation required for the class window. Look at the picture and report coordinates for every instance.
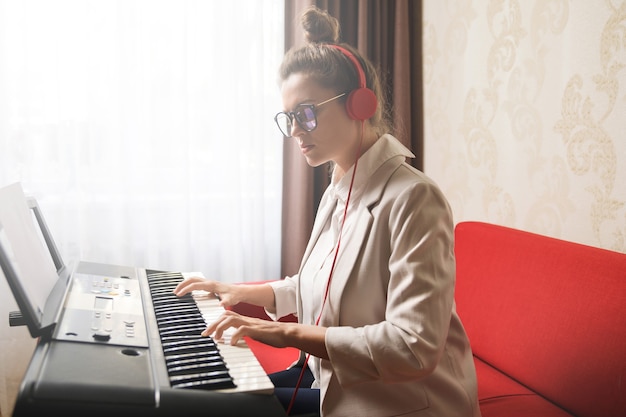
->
[0,0,285,282]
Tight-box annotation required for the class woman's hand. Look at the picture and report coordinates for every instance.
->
[172,277,240,307]
[204,310,293,347]
[205,310,330,359]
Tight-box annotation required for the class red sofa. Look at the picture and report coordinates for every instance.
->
[231,221,626,417]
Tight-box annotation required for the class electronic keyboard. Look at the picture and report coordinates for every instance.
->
[10,263,286,416]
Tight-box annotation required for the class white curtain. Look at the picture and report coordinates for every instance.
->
[0,0,285,282]
[0,1,284,414]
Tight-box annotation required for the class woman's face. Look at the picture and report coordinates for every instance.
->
[280,72,359,172]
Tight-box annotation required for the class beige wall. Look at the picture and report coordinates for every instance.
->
[423,0,626,253]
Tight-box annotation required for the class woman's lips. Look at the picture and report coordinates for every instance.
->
[300,144,314,154]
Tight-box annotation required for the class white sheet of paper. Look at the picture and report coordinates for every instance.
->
[0,183,58,317]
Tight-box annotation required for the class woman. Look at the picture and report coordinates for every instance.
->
[175,7,480,417]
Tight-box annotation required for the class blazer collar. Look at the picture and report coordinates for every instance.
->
[332,134,414,205]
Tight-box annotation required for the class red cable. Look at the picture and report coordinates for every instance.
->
[286,120,364,415]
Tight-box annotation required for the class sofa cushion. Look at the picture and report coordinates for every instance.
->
[244,337,299,375]
[474,357,573,417]
[454,221,626,417]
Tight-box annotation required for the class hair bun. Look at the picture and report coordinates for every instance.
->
[301,6,339,44]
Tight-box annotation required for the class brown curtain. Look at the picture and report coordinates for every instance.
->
[280,0,423,277]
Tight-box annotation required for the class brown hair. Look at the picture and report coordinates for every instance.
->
[279,6,390,135]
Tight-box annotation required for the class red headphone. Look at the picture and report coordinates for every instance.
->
[327,44,378,121]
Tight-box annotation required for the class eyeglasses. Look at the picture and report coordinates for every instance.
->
[274,93,346,138]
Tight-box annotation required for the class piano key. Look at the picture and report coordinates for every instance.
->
[154,306,198,317]
[155,316,206,327]
[171,376,236,390]
[167,362,229,376]
[166,353,224,364]
[158,324,206,336]
[160,334,209,343]
[161,338,218,349]
[164,350,223,363]
[162,340,217,354]
[169,370,232,383]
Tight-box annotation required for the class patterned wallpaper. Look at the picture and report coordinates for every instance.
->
[423,0,626,253]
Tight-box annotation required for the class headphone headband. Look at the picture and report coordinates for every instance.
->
[327,45,367,89]
[326,44,377,121]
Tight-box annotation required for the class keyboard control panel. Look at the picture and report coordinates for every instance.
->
[54,271,148,347]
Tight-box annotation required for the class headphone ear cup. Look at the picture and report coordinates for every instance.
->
[346,87,378,121]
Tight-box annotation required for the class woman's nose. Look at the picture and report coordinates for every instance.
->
[290,119,306,138]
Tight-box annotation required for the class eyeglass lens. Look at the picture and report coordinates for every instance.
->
[275,105,317,137]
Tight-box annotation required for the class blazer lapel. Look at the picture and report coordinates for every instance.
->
[320,157,404,326]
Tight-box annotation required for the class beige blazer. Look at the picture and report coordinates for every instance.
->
[273,137,481,417]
